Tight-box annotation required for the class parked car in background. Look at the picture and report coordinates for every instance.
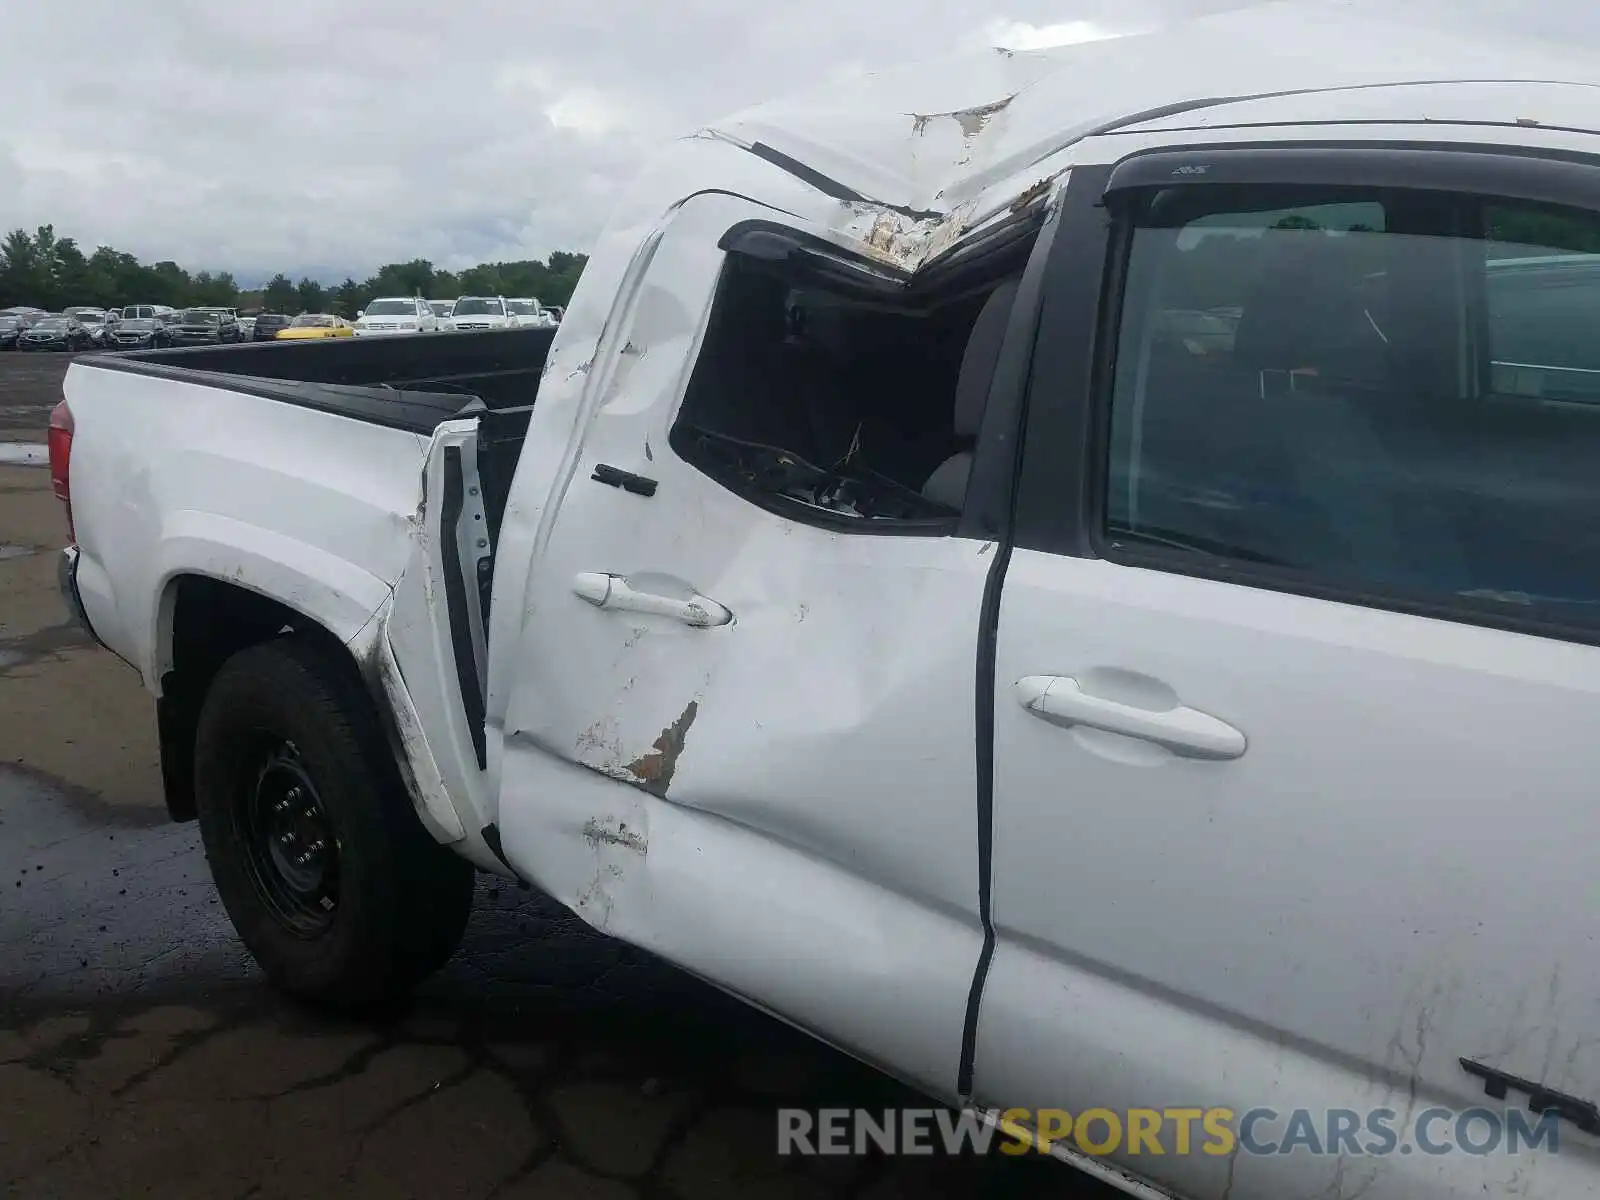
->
[237,316,256,338]
[275,313,354,339]
[353,297,437,336]
[19,315,91,351]
[449,295,511,330]
[167,309,239,346]
[108,317,171,350]
[427,299,456,331]
[68,310,116,346]
[252,313,292,341]
[195,308,243,341]
[189,305,239,324]
[504,297,552,328]
[119,305,175,323]
[0,315,22,349]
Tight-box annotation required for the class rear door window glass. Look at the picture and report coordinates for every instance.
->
[1104,184,1600,630]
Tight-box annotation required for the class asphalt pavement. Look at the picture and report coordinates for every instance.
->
[0,352,1111,1199]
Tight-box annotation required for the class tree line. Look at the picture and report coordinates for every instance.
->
[0,225,588,317]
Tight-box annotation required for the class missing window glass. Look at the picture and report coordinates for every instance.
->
[669,248,1023,532]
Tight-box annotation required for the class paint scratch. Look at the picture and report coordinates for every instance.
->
[581,817,648,855]
[624,700,699,798]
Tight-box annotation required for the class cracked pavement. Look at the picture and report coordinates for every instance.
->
[0,356,1114,1199]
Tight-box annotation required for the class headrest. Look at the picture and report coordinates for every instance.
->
[952,278,1021,438]
[1231,237,1381,378]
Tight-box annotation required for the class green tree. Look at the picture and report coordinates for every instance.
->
[188,270,240,307]
[295,277,327,314]
[87,246,146,309]
[31,224,61,309]
[1488,205,1600,255]
[0,228,44,307]
[367,258,434,299]
[148,261,191,308]
[0,222,588,315]
[455,265,499,295]
[333,277,363,318]
[261,274,298,313]
[53,237,92,308]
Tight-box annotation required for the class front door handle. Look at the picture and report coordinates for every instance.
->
[1015,675,1245,760]
[573,572,732,628]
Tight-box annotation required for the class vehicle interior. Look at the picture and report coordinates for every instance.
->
[1110,186,1600,622]
[668,224,1037,529]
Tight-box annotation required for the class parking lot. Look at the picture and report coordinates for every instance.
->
[0,352,1101,1199]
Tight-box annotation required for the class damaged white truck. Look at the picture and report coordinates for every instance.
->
[47,5,1600,1197]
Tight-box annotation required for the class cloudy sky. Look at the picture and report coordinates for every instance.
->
[1,0,1595,284]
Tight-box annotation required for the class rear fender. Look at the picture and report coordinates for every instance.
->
[151,512,392,691]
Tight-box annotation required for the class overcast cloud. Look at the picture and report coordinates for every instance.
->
[1,0,1595,283]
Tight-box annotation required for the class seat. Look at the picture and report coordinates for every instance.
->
[1231,239,1390,388]
[921,277,1021,510]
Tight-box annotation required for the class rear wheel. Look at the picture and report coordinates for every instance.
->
[193,635,475,1009]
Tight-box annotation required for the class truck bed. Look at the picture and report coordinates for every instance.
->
[80,327,555,435]
[61,327,552,694]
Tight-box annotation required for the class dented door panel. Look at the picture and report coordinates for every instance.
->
[488,191,990,1098]
[498,744,983,1100]
[526,530,993,916]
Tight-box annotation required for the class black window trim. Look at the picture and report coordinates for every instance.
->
[1100,139,1600,205]
[958,180,1071,543]
[1015,138,1600,649]
[1011,164,1120,559]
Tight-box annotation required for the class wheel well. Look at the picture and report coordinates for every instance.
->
[158,576,359,822]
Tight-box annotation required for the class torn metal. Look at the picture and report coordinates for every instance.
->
[696,0,1596,277]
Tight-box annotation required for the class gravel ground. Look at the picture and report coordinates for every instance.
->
[0,352,1113,1199]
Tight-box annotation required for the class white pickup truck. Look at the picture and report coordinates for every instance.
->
[48,6,1600,1197]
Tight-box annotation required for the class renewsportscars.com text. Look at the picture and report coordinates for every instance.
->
[777,1106,1563,1158]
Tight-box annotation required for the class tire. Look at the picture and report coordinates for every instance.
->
[193,635,475,1009]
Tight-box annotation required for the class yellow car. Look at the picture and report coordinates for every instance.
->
[275,314,355,340]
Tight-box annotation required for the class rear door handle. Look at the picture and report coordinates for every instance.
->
[573,572,732,628]
[1015,675,1245,760]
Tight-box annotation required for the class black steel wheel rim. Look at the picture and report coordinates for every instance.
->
[235,735,340,937]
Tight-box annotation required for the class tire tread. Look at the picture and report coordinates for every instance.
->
[192,634,474,1009]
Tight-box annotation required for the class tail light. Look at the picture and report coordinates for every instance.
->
[47,399,75,542]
